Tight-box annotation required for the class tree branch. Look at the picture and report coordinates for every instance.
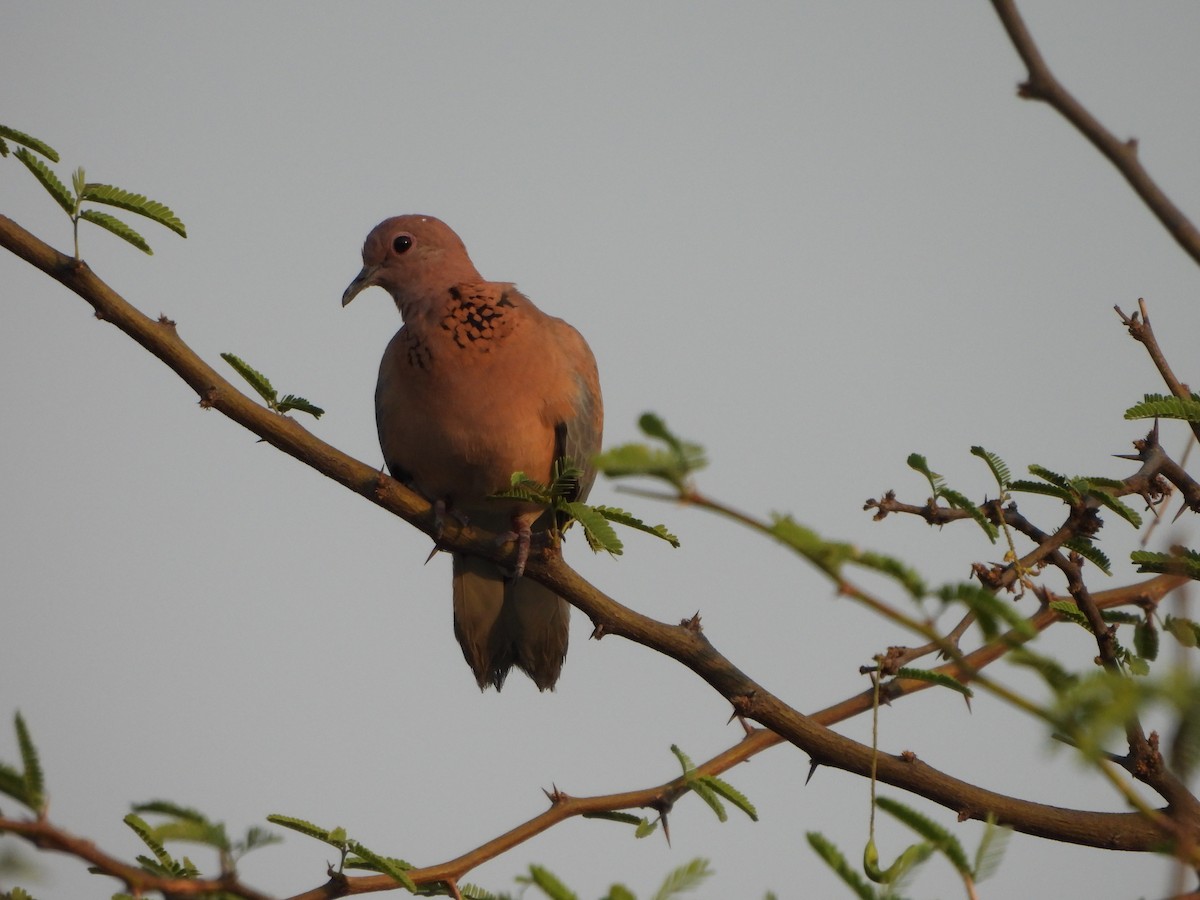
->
[990,0,1200,267]
[2,212,1195,894]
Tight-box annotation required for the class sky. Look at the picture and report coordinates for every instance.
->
[4,3,1200,898]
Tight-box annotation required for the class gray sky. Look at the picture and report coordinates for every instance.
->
[4,3,1200,898]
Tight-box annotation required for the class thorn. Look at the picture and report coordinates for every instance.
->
[727,712,755,737]
[660,811,671,846]
[805,759,820,785]
[590,622,607,640]
[680,611,703,631]
[198,389,217,410]
[424,544,443,565]
[156,314,177,329]
[542,783,568,805]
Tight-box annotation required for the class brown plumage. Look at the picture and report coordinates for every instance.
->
[342,215,603,691]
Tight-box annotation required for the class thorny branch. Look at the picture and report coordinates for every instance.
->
[990,0,1200,267]
[2,206,1197,896]
[5,3,1200,893]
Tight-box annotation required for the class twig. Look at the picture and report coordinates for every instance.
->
[990,0,1200,266]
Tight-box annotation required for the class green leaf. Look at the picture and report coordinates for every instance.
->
[895,667,973,699]
[700,775,758,821]
[146,819,230,851]
[0,760,28,805]
[768,514,927,596]
[854,549,928,599]
[634,817,659,839]
[6,888,37,900]
[81,183,186,237]
[593,506,680,547]
[14,713,44,811]
[669,744,695,775]
[221,353,279,405]
[266,814,343,846]
[1132,548,1200,580]
[971,814,1012,882]
[276,394,325,419]
[347,841,417,892]
[14,148,73,214]
[688,778,727,823]
[650,858,712,900]
[1027,464,1073,492]
[239,825,282,854]
[806,832,877,900]
[605,886,637,900]
[1050,599,1090,630]
[595,413,706,489]
[493,474,551,505]
[0,124,59,161]
[79,210,151,254]
[876,795,970,874]
[123,814,176,871]
[863,833,932,885]
[1134,621,1159,662]
[907,452,944,498]
[1125,393,1200,423]
[524,864,578,900]
[940,487,1000,543]
[565,500,623,555]
[935,582,1035,641]
[1081,484,1143,529]
[131,800,208,823]
[1099,610,1141,625]
[1007,479,1071,501]
[1064,537,1111,575]
[1007,647,1077,692]
[1165,615,1200,648]
[970,445,1011,490]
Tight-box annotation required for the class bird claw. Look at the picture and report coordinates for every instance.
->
[496,522,533,578]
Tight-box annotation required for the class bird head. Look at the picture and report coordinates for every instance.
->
[342,215,482,317]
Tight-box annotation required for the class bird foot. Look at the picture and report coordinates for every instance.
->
[496,522,533,579]
[429,498,470,541]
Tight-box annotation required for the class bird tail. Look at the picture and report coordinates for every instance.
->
[452,554,570,691]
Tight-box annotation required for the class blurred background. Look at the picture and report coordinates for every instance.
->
[3,3,1200,897]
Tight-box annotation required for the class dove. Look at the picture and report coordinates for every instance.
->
[342,215,603,691]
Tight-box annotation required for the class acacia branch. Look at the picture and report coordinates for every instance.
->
[0,814,273,900]
[1117,300,1200,447]
[991,0,1200,267]
[1,213,1195,893]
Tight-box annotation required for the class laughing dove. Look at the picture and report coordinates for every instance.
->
[342,215,603,691]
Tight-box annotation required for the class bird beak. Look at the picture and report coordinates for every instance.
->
[341,265,380,307]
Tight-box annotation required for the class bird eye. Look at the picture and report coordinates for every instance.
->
[392,234,414,254]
